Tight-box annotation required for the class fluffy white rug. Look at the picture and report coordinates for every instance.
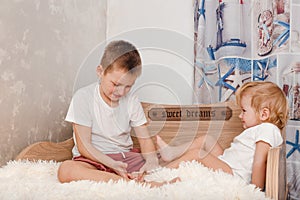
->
[0,160,269,200]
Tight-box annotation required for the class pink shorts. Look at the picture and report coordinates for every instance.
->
[73,148,145,173]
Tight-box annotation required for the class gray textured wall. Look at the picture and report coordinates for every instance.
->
[0,0,107,165]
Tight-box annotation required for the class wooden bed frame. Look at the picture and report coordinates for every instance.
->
[15,101,286,199]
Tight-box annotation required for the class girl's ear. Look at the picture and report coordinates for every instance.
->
[96,65,104,77]
[260,107,270,121]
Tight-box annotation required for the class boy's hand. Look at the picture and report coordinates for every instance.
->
[138,159,160,177]
[111,161,129,179]
[128,171,146,181]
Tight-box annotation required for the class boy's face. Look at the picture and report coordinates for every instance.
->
[238,95,260,129]
[97,65,137,106]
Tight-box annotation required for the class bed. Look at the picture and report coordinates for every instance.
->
[1,101,286,199]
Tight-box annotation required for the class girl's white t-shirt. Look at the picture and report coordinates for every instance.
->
[65,82,147,157]
[218,123,283,183]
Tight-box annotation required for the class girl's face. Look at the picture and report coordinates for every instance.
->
[238,94,261,129]
[97,65,137,106]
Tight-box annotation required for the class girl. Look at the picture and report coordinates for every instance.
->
[158,81,288,189]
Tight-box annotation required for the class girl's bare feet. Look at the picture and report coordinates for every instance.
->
[156,135,188,162]
[144,177,181,188]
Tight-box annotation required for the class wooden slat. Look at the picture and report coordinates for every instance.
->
[265,128,287,200]
[278,146,287,200]
[266,147,280,199]
[15,138,74,162]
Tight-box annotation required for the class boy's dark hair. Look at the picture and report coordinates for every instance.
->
[100,40,142,76]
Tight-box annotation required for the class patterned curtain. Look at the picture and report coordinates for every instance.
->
[193,0,299,105]
[193,1,300,198]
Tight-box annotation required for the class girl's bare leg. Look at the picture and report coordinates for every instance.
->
[200,135,223,158]
[163,148,202,168]
[156,135,193,162]
[157,135,223,162]
[164,148,232,175]
[197,149,233,174]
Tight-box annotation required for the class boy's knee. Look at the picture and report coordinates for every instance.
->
[57,160,74,183]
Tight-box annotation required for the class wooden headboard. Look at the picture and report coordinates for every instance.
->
[132,101,243,150]
[16,101,243,162]
[15,101,285,199]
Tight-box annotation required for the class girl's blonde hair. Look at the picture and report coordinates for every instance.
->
[235,81,288,130]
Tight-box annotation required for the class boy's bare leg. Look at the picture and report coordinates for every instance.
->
[58,160,177,188]
[58,160,125,183]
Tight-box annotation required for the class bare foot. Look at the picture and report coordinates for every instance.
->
[145,177,181,188]
[156,135,183,162]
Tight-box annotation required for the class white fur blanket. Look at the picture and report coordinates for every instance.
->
[0,160,269,200]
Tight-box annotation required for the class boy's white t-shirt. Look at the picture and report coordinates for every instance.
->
[218,123,283,183]
[65,82,147,157]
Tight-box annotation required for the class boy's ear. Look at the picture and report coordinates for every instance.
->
[96,65,104,77]
[260,107,270,121]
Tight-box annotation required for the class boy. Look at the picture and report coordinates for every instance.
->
[58,40,160,184]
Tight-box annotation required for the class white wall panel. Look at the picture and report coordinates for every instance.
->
[106,0,195,104]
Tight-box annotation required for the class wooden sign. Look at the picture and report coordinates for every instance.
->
[148,106,232,121]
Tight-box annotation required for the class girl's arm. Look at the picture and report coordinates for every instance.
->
[251,141,271,189]
[73,123,129,178]
[134,124,159,171]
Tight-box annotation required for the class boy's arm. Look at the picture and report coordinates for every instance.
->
[73,123,129,178]
[134,124,159,171]
[251,141,271,190]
